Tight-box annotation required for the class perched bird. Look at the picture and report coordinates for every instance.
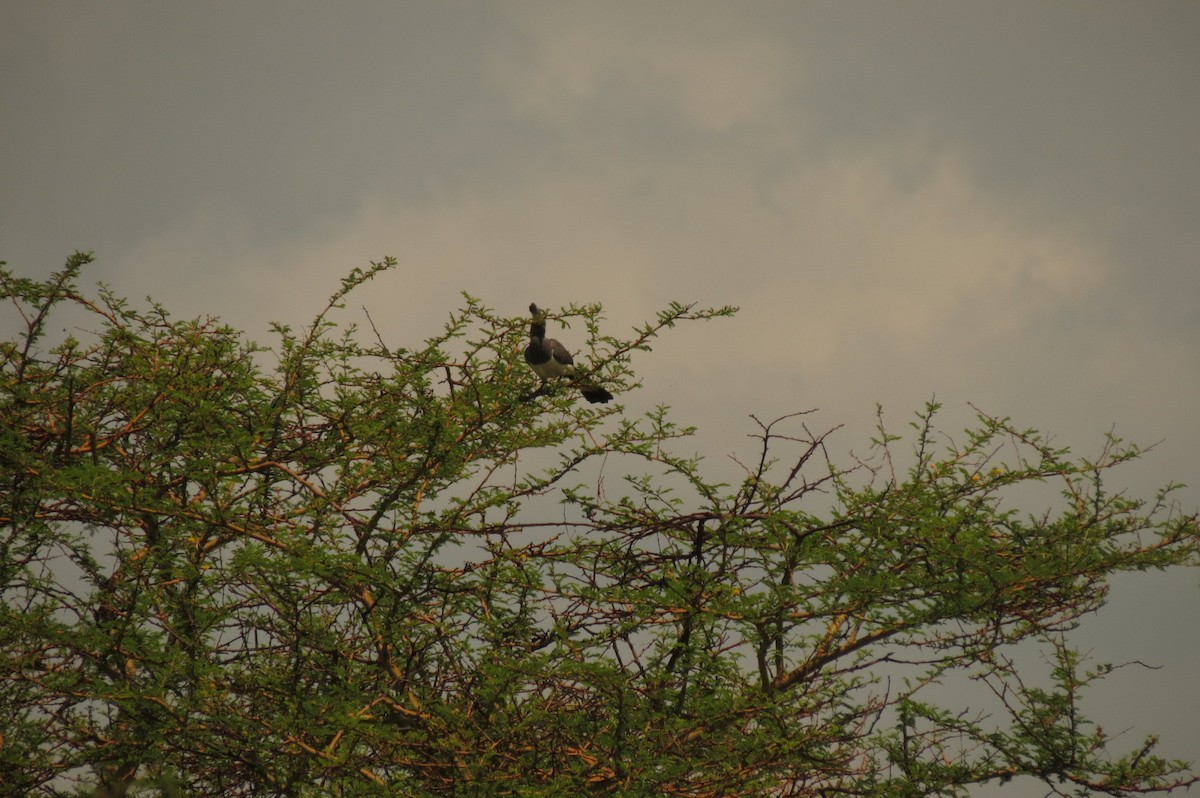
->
[524,303,614,404]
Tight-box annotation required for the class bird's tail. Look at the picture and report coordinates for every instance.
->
[578,383,614,404]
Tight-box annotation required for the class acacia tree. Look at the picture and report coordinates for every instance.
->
[1,253,1197,798]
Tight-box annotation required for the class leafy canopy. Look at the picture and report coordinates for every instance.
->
[1,253,1197,797]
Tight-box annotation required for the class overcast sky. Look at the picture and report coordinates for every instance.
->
[4,3,1198,792]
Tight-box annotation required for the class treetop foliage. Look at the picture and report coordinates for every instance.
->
[1,253,1197,797]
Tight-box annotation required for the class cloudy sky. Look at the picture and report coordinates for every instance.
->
[4,2,1198,790]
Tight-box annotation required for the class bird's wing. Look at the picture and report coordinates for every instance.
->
[546,339,575,367]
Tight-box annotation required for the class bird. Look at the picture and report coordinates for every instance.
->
[524,303,614,404]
